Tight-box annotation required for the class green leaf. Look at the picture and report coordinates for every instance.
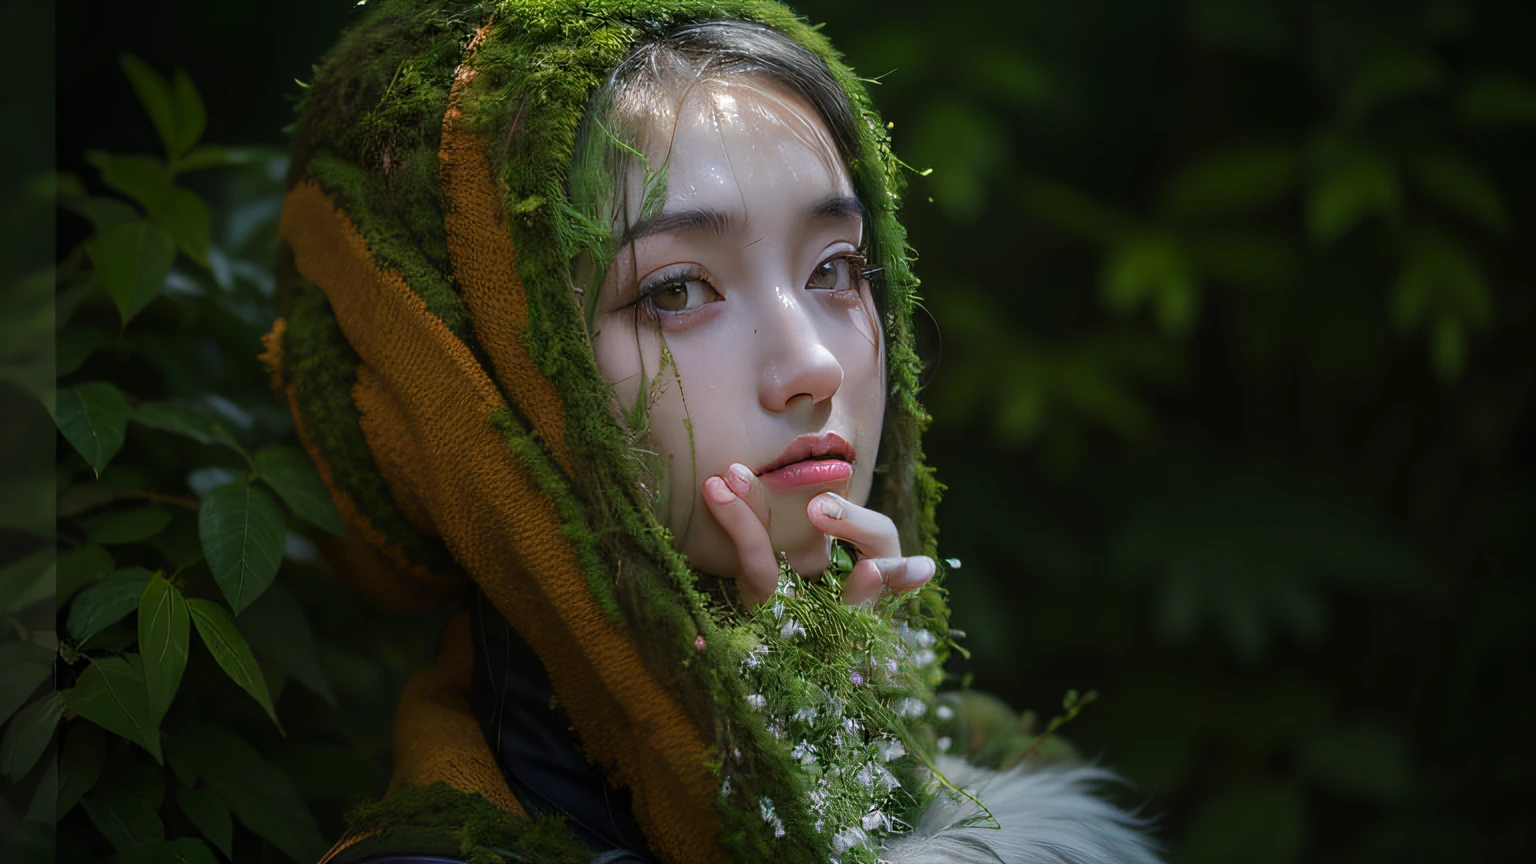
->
[151,188,211,265]
[138,576,190,727]
[1307,150,1400,243]
[174,783,233,859]
[1460,73,1536,126]
[1412,153,1509,234]
[253,445,345,535]
[88,219,177,326]
[67,567,154,643]
[1302,723,1412,802]
[1431,316,1466,381]
[84,151,172,214]
[119,54,177,161]
[58,542,116,606]
[199,481,285,613]
[242,584,338,706]
[1390,234,1492,333]
[26,749,58,823]
[70,656,162,763]
[187,598,280,729]
[53,381,130,476]
[0,547,55,615]
[82,508,172,545]
[58,723,107,819]
[82,786,165,851]
[57,325,107,377]
[59,194,140,232]
[0,641,54,726]
[1161,144,1298,221]
[1100,235,1201,336]
[1016,175,1136,245]
[113,837,219,864]
[1345,48,1443,115]
[176,145,280,172]
[130,402,246,454]
[164,723,326,862]
[169,69,207,160]
[0,690,68,780]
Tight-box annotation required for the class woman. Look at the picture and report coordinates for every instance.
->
[266,1,1162,861]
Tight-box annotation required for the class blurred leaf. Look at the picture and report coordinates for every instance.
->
[0,690,68,780]
[57,542,115,605]
[70,655,162,763]
[174,783,233,859]
[1161,144,1298,220]
[67,567,153,643]
[1187,231,1298,288]
[88,219,176,326]
[57,325,107,377]
[152,188,211,265]
[1101,235,1200,335]
[1345,48,1443,114]
[176,145,282,173]
[1390,233,1492,334]
[138,576,190,726]
[1431,315,1466,380]
[169,68,207,162]
[1411,153,1509,234]
[199,480,285,613]
[908,99,1006,220]
[1302,723,1412,802]
[84,151,171,214]
[130,401,247,455]
[26,750,58,823]
[57,723,107,819]
[241,583,337,706]
[1190,0,1288,55]
[1460,72,1536,125]
[253,445,344,535]
[0,547,55,615]
[54,381,130,476]
[59,194,140,232]
[81,786,165,851]
[165,723,327,862]
[1017,175,1135,245]
[0,641,53,726]
[187,598,280,729]
[112,838,218,864]
[186,466,239,499]
[1180,782,1305,864]
[118,54,177,161]
[1307,148,1399,243]
[965,48,1051,106]
[82,508,172,545]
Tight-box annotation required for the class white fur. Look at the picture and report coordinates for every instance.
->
[879,756,1165,864]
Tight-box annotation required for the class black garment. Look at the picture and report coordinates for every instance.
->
[468,590,658,864]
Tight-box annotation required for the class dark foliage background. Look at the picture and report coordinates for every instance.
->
[3,0,1531,861]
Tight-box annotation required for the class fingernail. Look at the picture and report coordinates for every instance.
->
[704,476,735,505]
[818,495,845,520]
[726,463,754,496]
[915,557,936,584]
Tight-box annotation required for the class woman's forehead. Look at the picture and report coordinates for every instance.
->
[621,79,853,226]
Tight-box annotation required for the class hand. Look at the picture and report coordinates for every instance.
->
[701,463,936,606]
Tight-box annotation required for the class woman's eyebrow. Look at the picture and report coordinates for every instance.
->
[619,195,863,247]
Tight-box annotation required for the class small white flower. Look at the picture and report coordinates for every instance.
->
[914,628,936,649]
[913,648,937,668]
[771,599,785,621]
[793,706,818,724]
[832,827,868,853]
[747,693,766,710]
[721,777,732,797]
[897,697,927,718]
[878,738,906,761]
[937,736,952,753]
[935,704,955,721]
[862,808,891,832]
[779,618,806,640]
[945,557,962,569]
[843,717,862,736]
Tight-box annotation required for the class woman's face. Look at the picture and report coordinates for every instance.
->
[590,79,885,580]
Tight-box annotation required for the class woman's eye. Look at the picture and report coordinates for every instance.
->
[808,256,855,291]
[648,278,718,313]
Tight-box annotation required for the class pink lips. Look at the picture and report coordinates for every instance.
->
[755,432,856,495]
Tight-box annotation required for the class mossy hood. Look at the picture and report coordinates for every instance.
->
[266,1,947,861]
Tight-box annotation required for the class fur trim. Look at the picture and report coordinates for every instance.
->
[880,757,1164,864]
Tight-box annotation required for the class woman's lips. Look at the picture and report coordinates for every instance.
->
[757,458,853,495]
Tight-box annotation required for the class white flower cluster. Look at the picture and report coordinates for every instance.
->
[722,571,938,863]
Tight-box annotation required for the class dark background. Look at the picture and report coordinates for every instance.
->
[48,0,1536,861]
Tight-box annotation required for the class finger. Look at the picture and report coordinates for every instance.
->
[842,556,936,604]
[703,475,778,605]
[807,492,901,560]
[723,462,771,527]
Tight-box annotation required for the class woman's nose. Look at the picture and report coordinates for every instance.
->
[757,285,844,412]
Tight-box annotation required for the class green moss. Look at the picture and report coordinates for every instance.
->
[329,782,591,864]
